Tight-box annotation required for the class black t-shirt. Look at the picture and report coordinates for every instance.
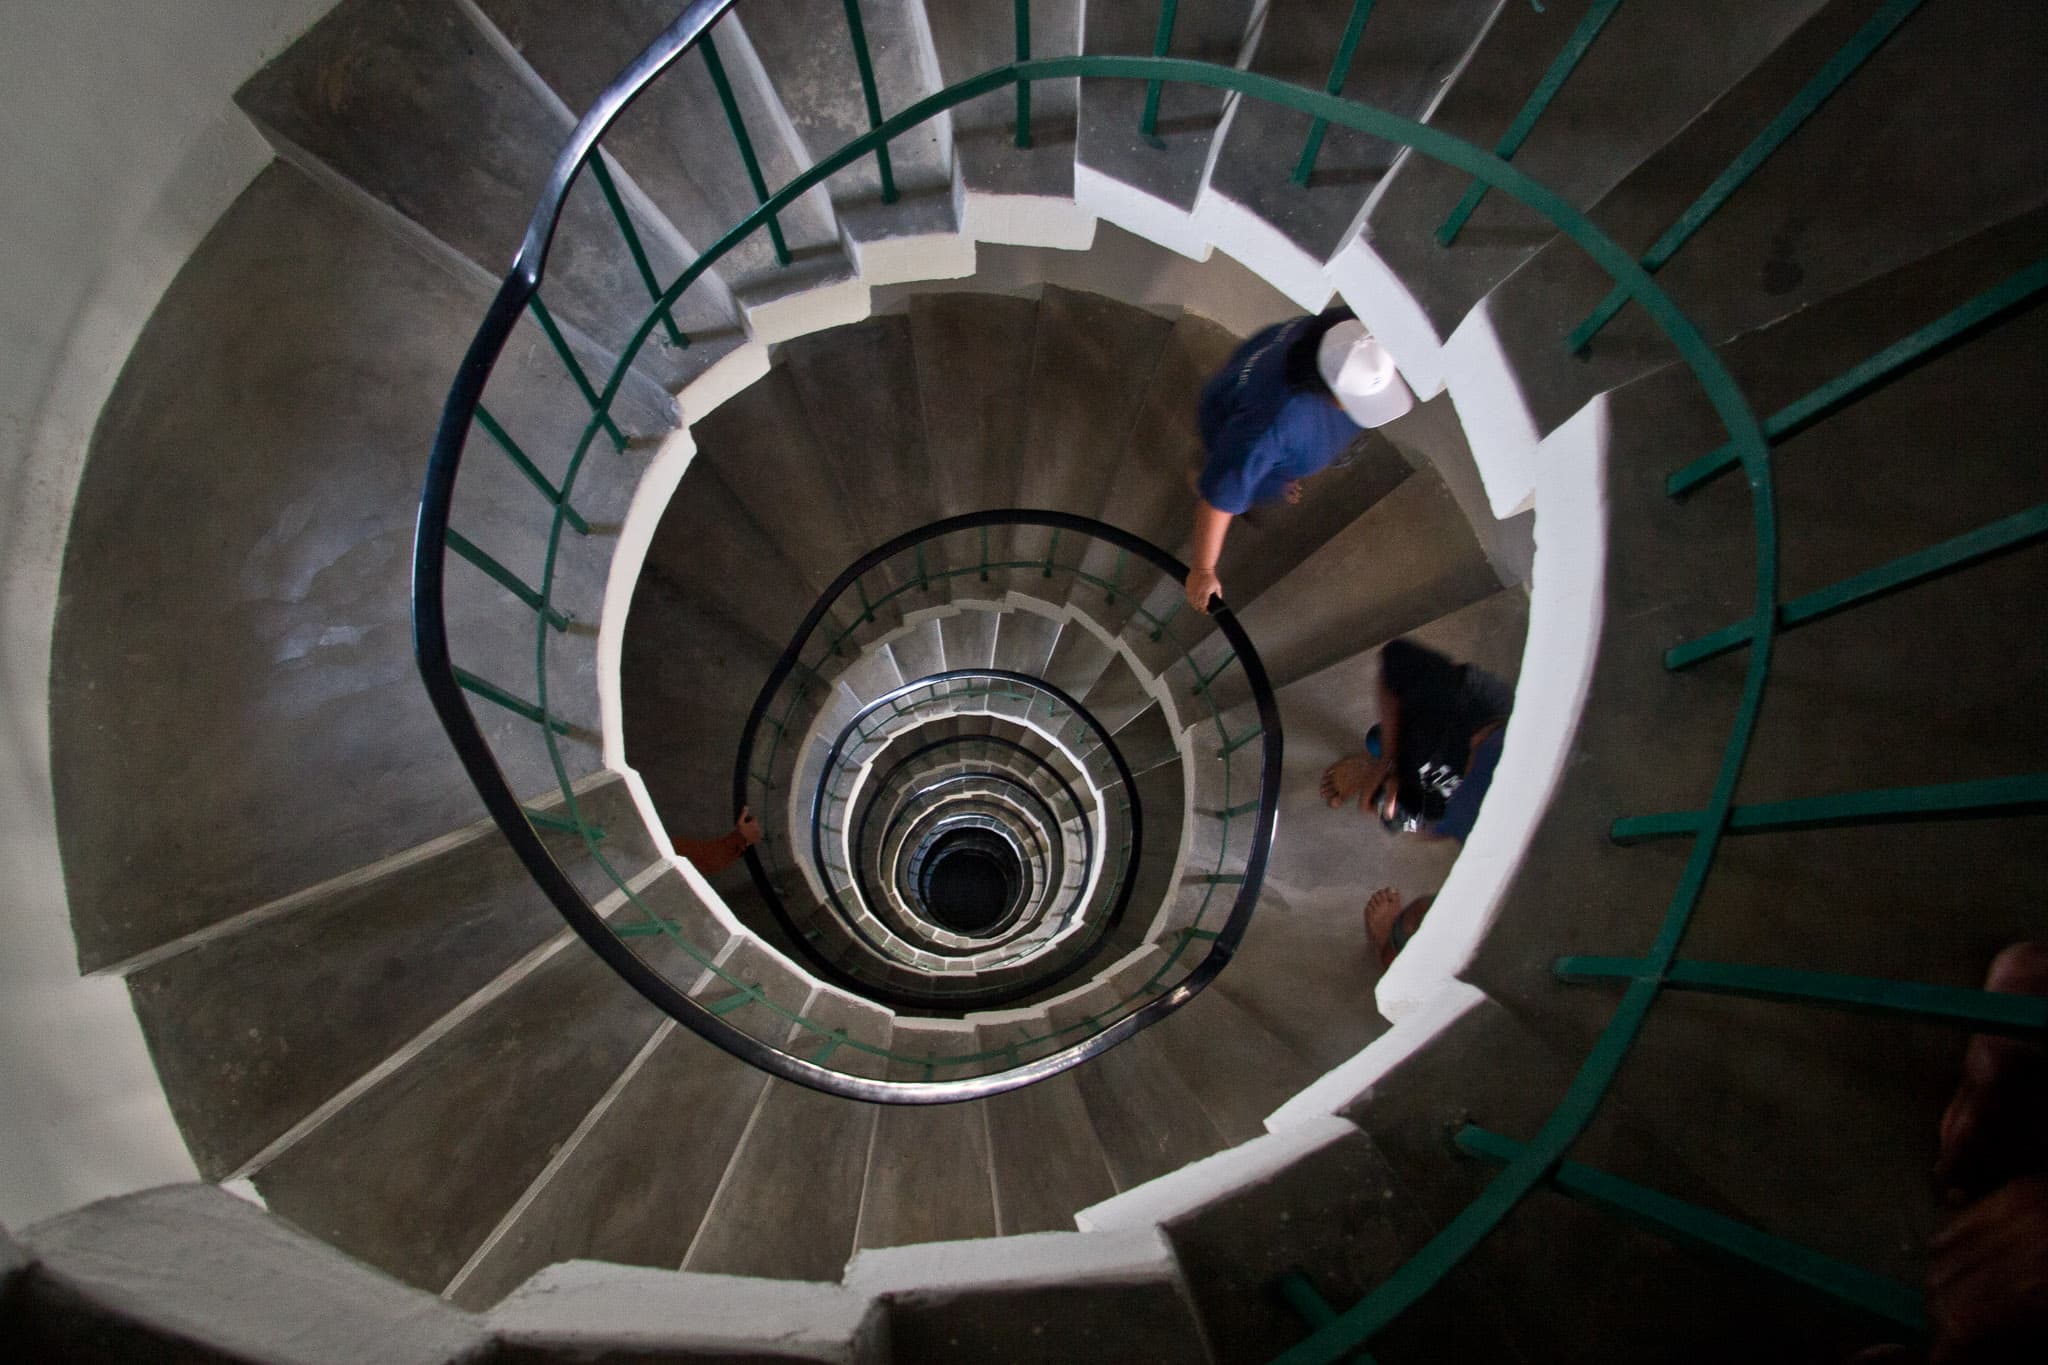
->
[1380,638,1513,817]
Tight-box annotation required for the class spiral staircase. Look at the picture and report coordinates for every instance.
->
[8,1,2046,1361]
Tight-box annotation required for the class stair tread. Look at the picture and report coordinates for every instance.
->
[1364,0,1831,347]
[979,1066,1119,1235]
[682,1076,878,1281]
[446,1022,772,1311]
[1013,287,1176,519]
[1070,1027,1232,1191]
[473,0,841,290]
[1142,976,1316,1145]
[127,776,656,1180]
[1206,0,1498,266]
[249,939,670,1292]
[234,0,729,385]
[50,162,637,973]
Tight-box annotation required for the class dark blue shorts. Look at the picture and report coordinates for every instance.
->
[1434,726,1505,843]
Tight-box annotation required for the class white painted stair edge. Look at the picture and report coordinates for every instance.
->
[580,175,1606,1298]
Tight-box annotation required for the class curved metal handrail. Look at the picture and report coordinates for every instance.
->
[789,666,1141,1010]
[411,32,1771,1320]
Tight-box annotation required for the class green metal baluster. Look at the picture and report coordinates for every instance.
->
[1276,1274,1380,1365]
[1149,598,1181,643]
[523,807,604,839]
[701,32,793,266]
[445,529,571,630]
[1437,0,1624,245]
[855,579,876,625]
[1014,0,1033,148]
[1552,961,2048,1039]
[1665,502,2048,669]
[1108,547,1127,603]
[583,153,686,349]
[473,404,589,534]
[840,0,898,203]
[1139,0,1181,145]
[914,544,930,592]
[454,667,572,734]
[1042,528,1061,577]
[979,524,991,581]
[526,295,628,452]
[1567,0,1926,353]
[1610,773,2048,843]
[1668,259,2048,496]
[1291,0,1376,187]
[1456,1127,1927,1330]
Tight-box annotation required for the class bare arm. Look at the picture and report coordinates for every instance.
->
[1184,497,1233,612]
[678,807,763,876]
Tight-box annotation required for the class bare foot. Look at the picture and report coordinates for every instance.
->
[1284,479,1305,505]
[1363,887,1403,936]
[1937,942,2048,1202]
[1320,752,1384,809]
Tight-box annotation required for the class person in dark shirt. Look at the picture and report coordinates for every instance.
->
[1319,638,1512,843]
[1183,307,1414,612]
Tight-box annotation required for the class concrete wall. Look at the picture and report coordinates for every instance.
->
[0,0,336,1228]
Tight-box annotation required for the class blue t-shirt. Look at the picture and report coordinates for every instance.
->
[1195,316,1362,515]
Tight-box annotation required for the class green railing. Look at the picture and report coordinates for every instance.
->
[411,0,2046,1350]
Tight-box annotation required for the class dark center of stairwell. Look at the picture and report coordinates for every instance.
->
[920,834,1022,935]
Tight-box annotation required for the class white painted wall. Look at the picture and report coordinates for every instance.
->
[0,0,335,1230]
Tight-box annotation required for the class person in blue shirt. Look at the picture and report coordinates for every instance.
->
[1184,306,1414,611]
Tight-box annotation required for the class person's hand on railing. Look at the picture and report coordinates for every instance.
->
[735,805,763,849]
[1184,564,1223,613]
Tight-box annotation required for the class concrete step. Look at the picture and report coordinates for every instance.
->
[234,0,737,391]
[692,362,890,600]
[735,0,965,277]
[681,1073,880,1281]
[1076,0,1258,240]
[1069,1026,1232,1192]
[1461,213,2048,1317]
[1204,0,1498,278]
[125,774,659,1182]
[1364,0,1829,356]
[621,580,787,845]
[1144,1119,1524,1362]
[246,924,679,1292]
[926,0,1087,217]
[1141,973,1317,1145]
[640,450,826,649]
[1478,0,2048,443]
[844,1227,1213,1364]
[1011,285,1176,521]
[854,1029,1002,1252]
[50,161,649,974]
[442,1019,773,1311]
[1097,311,1243,556]
[13,1185,487,1365]
[1227,464,1502,696]
[906,291,1042,514]
[781,313,948,551]
[471,0,848,303]
[1212,428,1416,611]
[1210,895,1389,1076]
[978,1061,1120,1235]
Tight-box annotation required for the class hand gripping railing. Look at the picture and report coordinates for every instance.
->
[413,0,2044,1346]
